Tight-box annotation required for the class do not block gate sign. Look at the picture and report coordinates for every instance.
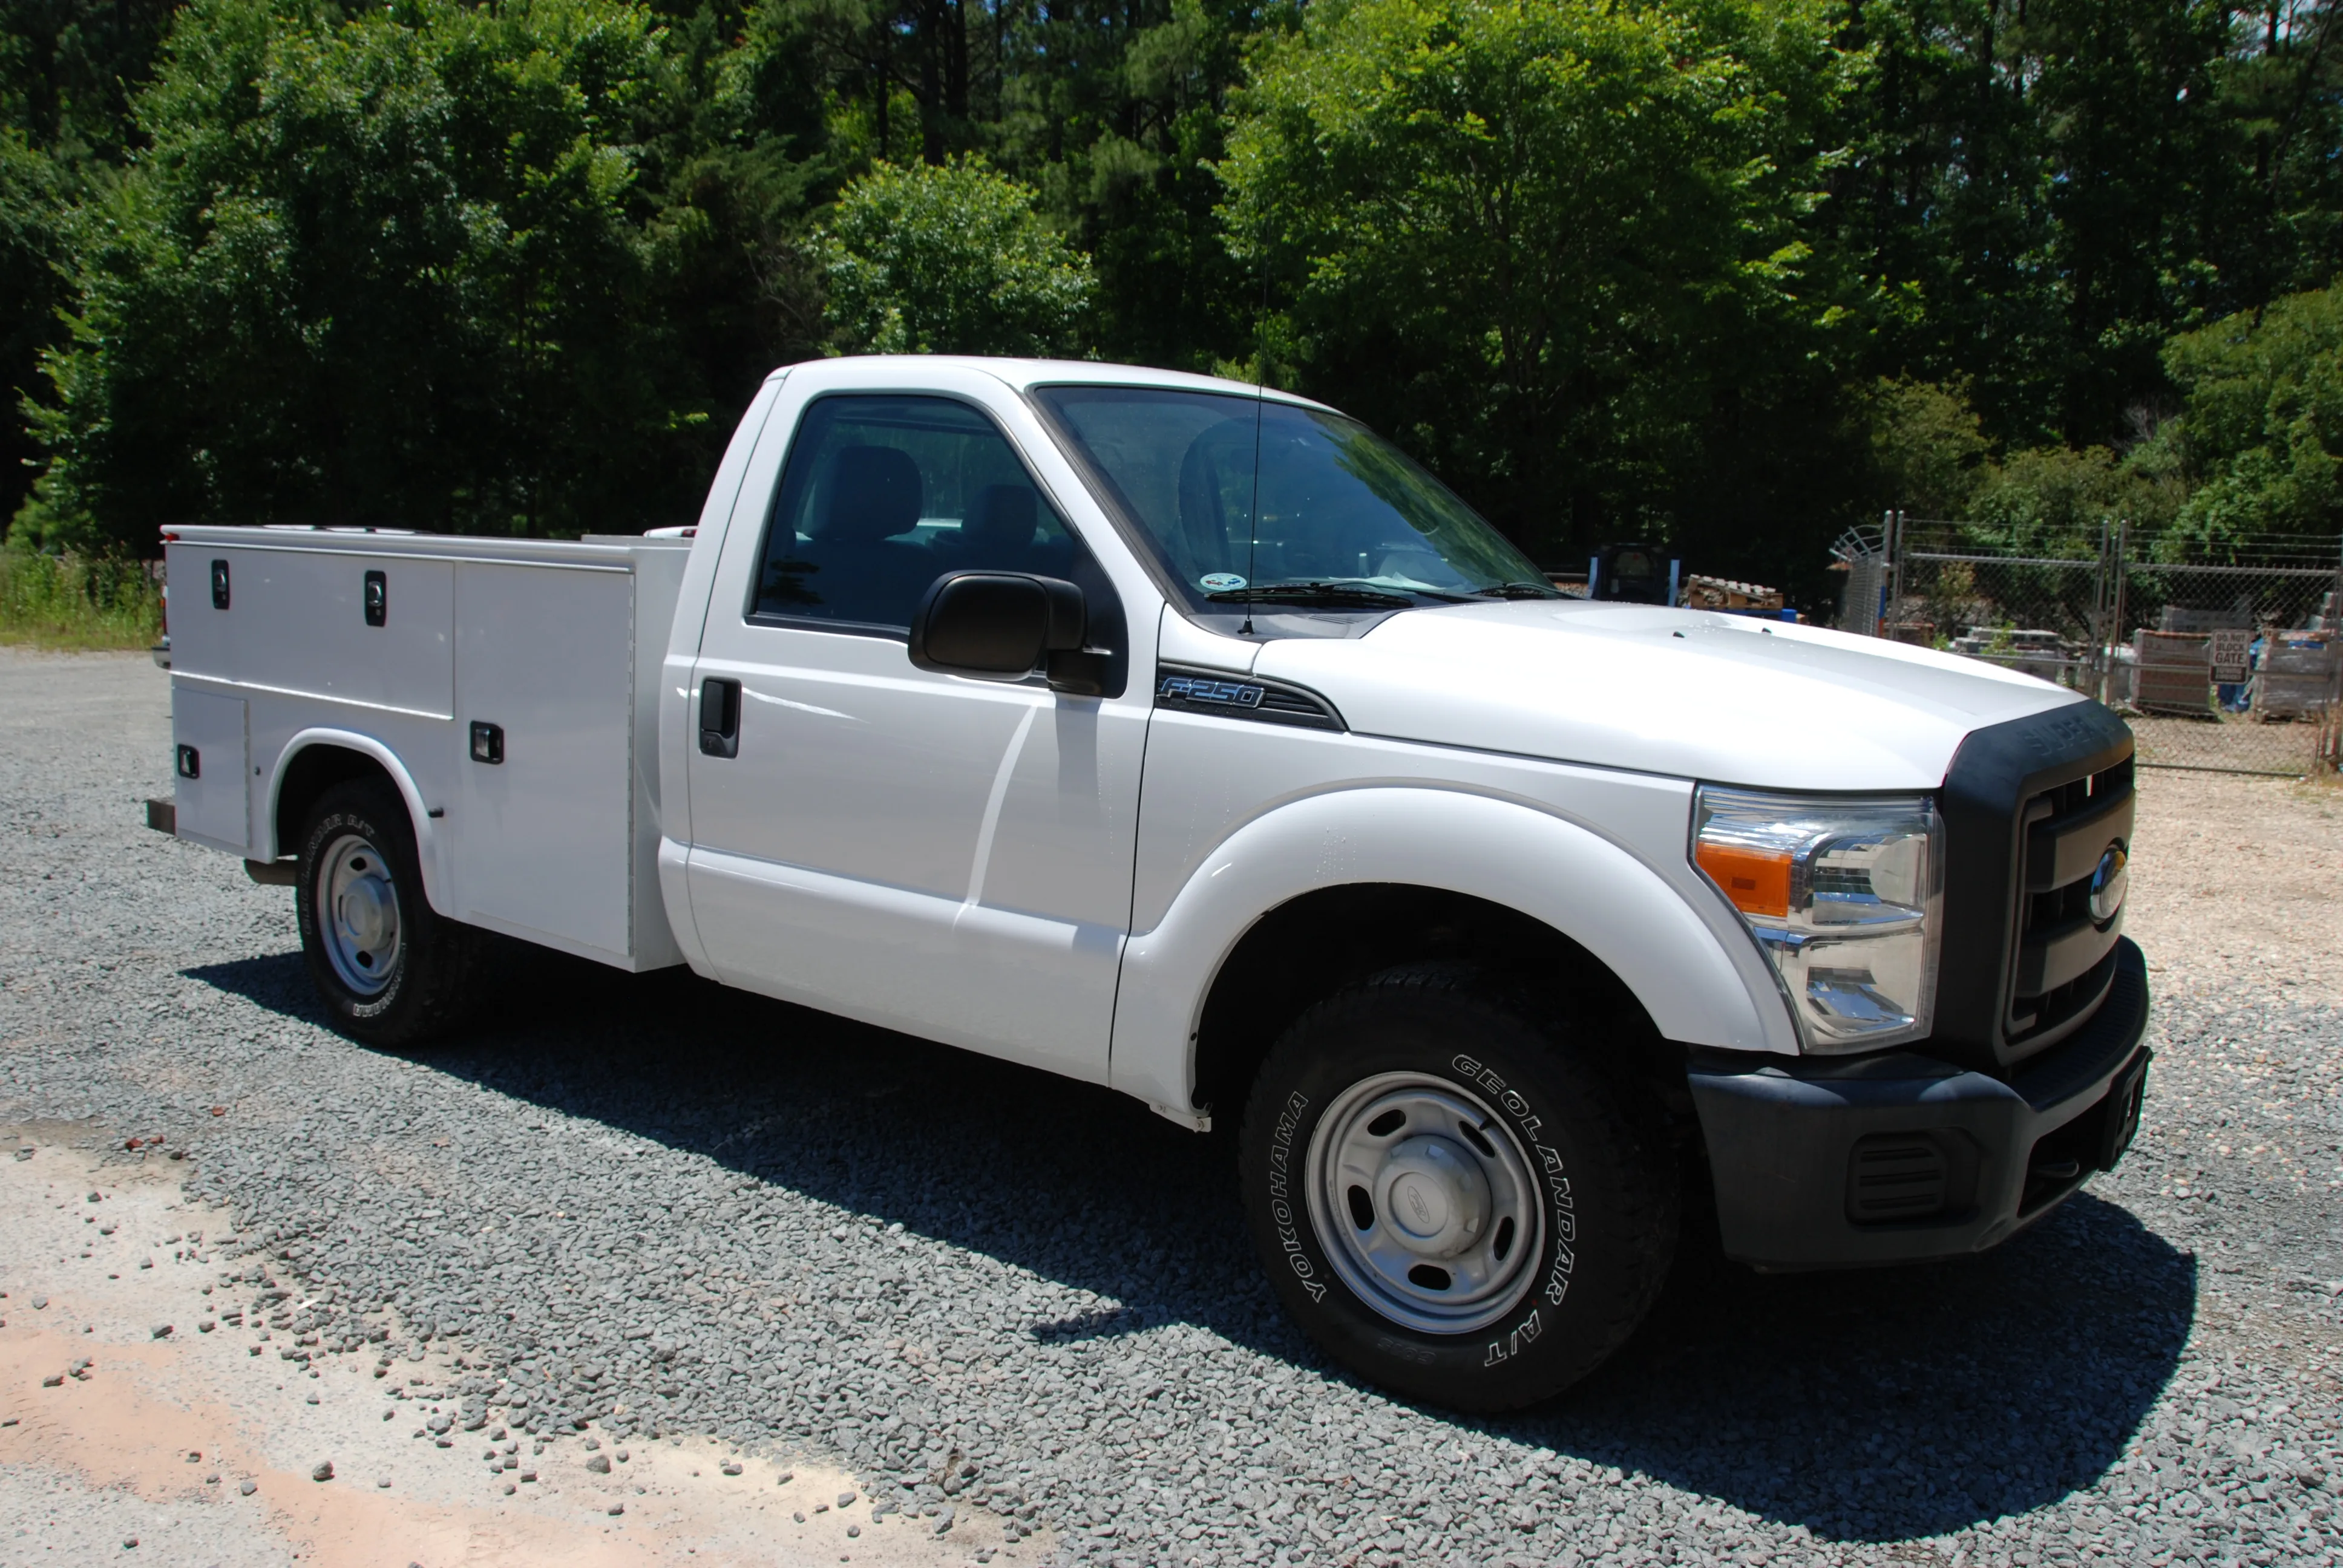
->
[2209,629,2253,684]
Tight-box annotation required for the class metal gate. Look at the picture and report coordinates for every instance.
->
[1841,515,2343,776]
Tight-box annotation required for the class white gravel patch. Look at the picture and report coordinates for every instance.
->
[1,647,2338,1568]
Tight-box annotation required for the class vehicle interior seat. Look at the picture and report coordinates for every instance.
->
[811,444,934,623]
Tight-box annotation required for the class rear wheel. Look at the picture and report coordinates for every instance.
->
[1236,964,1676,1411]
[295,780,479,1047]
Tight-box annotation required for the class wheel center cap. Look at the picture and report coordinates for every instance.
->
[1376,1135,1490,1259]
[340,878,390,949]
[1391,1173,1449,1235]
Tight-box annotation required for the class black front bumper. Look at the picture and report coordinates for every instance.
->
[1688,938,2151,1270]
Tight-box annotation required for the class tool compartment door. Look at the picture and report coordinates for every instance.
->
[171,688,252,852]
[452,560,636,960]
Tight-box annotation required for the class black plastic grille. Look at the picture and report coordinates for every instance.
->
[2006,756,2134,1052]
[1846,1134,1950,1221]
[1844,1129,1982,1226]
[1256,688,1343,728]
[1935,702,2135,1071]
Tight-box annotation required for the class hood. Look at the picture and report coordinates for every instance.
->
[1250,601,2092,791]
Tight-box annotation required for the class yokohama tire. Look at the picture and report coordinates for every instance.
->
[295,780,479,1048]
[1237,964,1677,1412]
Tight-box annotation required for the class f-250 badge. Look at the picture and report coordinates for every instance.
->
[1159,675,1265,708]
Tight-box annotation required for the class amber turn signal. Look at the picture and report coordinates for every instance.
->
[1694,841,1791,918]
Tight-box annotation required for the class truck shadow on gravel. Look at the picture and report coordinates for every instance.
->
[1543,1191,2194,1540]
[189,946,2196,1544]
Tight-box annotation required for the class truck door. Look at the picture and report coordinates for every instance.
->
[683,391,1145,1082]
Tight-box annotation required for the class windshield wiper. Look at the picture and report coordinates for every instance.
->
[1470,581,1561,599]
[1205,581,1416,609]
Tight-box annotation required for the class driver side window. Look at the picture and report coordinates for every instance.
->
[753,394,1083,632]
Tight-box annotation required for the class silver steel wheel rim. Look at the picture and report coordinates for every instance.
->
[319,834,401,998]
[1305,1071,1544,1336]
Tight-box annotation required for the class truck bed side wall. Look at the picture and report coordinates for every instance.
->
[165,531,686,973]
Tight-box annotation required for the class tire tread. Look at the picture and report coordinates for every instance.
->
[296,780,481,1048]
[1236,959,1677,1410]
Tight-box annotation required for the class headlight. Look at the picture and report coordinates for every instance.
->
[1692,786,1944,1053]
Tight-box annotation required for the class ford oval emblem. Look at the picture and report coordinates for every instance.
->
[2088,843,2128,924]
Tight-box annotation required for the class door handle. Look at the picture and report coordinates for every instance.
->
[699,678,741,758]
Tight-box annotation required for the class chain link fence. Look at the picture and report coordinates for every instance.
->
[1833,519,2343,776]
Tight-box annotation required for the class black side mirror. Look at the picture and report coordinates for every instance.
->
[911,572,1095,688]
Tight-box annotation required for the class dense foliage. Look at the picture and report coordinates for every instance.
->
[820,157,1092,353]
[1223,0,1859,564]
[3,0,2339,601]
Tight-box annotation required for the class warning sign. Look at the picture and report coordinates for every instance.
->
[2209,629,2252,684]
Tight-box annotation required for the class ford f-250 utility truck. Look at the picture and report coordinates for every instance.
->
[152,356,2151,1411]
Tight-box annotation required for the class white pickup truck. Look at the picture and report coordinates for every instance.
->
[152,356,2151,1411]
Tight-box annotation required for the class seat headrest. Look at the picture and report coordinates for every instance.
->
[966,485,1038,554]
[820,446,923,543]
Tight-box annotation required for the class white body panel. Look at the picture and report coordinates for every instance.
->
[170,688,251,852]
[161,356,2117,1122]
[1257,601,2080,794]
[1109,716,1797,1113]
[671,360,1160,1082]
[163,529,689,971]
[451,561,637,957]
[655,374,790,974]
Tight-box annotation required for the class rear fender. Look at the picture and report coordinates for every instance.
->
[266,729,446,915]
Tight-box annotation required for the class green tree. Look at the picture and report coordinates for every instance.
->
[4,0,2339,586]
[775,0,1274,369]
[2200,2,2343,316]
[1828,1,2342,456]
[1000,0,1257,370]
[1220,0,1858,567]
[16,0,827,552]
[2,0,180,158]
[1862,376,1991,520]
[820,156,1091,354]
[1965,443,2181,552]
[2158,280,2343,545]
[0,131,64,529]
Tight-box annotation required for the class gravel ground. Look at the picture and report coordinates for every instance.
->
[0,1132,989,1567]
[2,647,2339,1568]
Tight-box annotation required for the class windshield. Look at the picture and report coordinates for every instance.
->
[1031,386,1556,617]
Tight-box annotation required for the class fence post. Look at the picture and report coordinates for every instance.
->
[2118,513,2137,708]
[2099,515,2118,698]
[1869,510,1887,636]
[1884,509,1904,639]
[2327,537,2343,772]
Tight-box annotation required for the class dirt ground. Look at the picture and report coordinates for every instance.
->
[2122,768,2343,1007]
[0,1133,1030,1567]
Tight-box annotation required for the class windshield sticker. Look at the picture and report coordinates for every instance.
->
[1199,572,1248,592]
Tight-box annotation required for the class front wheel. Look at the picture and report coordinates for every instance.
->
[295,780,479,1048]
[1236,964,1677,1411]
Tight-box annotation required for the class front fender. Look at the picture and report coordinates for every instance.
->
[266,728,447,914]
[1107,785,1792,1115]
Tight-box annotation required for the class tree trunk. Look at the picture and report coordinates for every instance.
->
[920,0,945,164]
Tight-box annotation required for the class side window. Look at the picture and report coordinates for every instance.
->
[753,394,1086,631]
